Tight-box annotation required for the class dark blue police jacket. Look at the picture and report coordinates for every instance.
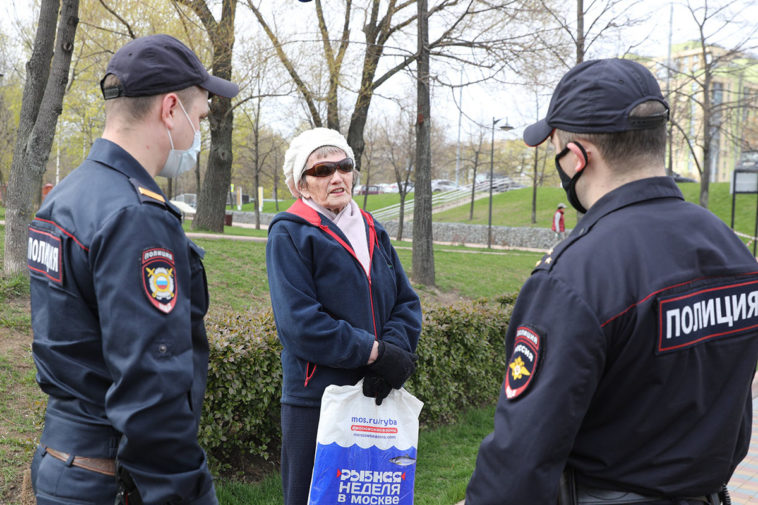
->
[266,199,422,408]
[28,138,216,504]
[466,177,758,504]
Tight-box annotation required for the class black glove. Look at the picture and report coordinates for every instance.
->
[367,341,417,389]
[363,371,393,405]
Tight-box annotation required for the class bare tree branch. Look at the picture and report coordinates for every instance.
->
[98,0,135,39]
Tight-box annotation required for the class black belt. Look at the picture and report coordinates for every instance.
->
[576,484,720,505]
[560,468,723,505]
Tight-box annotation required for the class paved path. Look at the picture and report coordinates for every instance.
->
[729,398,758,504]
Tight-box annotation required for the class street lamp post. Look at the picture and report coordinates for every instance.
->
[488,117,513,248]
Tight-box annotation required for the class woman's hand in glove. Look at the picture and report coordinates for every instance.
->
[362,371,393,405]
[367,341,417,389]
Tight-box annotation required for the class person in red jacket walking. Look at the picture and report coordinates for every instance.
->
[552,203,566,240]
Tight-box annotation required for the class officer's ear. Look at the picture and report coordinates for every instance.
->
[565,142,589,173]
[159,93,180,130]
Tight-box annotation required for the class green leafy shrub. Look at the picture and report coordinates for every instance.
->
[200,298,514,470]
[200,311,282,473]
[405,300,511,426]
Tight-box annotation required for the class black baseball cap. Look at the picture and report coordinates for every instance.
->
[100,34,239,100]
[523,58,669,147]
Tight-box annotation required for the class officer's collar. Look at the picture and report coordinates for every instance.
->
[573,176,683,237]
[87,138,166,197]
[536,177,684,273]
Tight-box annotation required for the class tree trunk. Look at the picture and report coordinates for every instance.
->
[346,45,383,172]
[576,0,585,65]
[699,46,712,209]
[5,0,79,276]
[412,0,434,286]
[194,94,234,232]
[531,145,539,224]
[362,165,371,210]
[273,152,280,212]
[531,93,540,224]
[469,150,480,221]
[190,0,236,232]
[253,97,261,229]
[397,192,405,241]
[194,158,201,199]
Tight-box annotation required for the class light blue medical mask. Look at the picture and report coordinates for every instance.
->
[159,99,201,178]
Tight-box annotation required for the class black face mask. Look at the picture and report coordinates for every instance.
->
[554,141,588,214]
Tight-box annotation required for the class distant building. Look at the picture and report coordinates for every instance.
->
[646,43,758,183]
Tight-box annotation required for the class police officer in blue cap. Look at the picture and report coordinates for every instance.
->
[465,58,758,505]
[27,34,238,505]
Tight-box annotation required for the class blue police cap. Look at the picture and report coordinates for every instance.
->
[523,58,669,147]
[100,34,239,100]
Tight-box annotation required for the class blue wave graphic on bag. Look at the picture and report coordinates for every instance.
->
[307,381,423,505]
[309,443,418,504]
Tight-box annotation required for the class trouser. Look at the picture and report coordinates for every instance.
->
[32,407,121,505]
[281,404,321,505]
[31,444,118,505]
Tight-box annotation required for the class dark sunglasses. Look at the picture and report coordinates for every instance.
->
[303,158,354,178]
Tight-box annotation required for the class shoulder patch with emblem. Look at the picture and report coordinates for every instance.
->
[142,248,177,314]
[505,326,542,400]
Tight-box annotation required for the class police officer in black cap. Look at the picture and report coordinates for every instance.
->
[465,58,758,505]
[27,34,238,505]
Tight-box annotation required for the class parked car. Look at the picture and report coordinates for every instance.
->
[672,172,697,183]
[475,175,513,192]
[174,193,197,208]
[398,182,414,193]
[169,199,196,221]
[356,184,381,195]
[431,179,460,192]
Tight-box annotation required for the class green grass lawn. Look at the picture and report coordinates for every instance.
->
[394,245,539,300]
[434,186,579,229]
[433,181,758,238]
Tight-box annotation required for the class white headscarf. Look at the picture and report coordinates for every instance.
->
[282,127,356,198]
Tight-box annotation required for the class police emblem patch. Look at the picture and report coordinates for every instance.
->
[142,248,177,314]
[505,326,542,400]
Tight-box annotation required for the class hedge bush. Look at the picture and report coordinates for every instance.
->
[200,297,514,472]
[404,299,512,426]
[200,311,283,473]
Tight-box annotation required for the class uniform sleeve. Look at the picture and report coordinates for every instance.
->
[266,224,375,368]
[466,272,606,505]
[90,205,216,505]
[377,229,422,354]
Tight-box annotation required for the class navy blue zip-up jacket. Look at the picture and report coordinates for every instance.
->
[467,177,758,504]
[266,199,422,407]
[28,139,216,505]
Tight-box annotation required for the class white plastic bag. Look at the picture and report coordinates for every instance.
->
[307,380,424,505]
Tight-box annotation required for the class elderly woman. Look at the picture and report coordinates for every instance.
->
[266,127,422,505]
